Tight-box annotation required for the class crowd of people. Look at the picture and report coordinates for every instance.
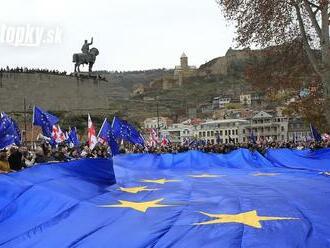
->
[0,139,329,174]
[0,66,68,75]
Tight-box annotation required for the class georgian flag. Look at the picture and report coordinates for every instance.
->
[148,129,159,147]
[161,136,169,146]
[88,114,98,150]
[52,125,66,144]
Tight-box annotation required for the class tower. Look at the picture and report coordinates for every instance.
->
[180,52,188,68]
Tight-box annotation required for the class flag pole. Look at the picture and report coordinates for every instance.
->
[31,106,35,149]
[98,118,107,138]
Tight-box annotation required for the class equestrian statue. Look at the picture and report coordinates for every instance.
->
[72,37,99,73]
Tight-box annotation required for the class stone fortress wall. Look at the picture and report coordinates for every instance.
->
[0,73,123,113]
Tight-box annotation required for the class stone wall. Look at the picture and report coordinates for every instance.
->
[0,73,124,113]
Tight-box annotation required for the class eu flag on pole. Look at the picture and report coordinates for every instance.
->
[67,127,80,148]
[112,116,144,146]
[33,106,59,138]
[310,123,322,142]
[98,118,119,156]
[0,113,21,149]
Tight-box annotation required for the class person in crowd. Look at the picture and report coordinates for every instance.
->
[0,150,11,173]
[8,146,23,171]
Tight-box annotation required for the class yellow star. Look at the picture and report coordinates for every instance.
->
[189,174,223,178]
[118,186,158,194]
[194,210,298,228]
[140,178,180,184]
[99,198,172,213]
[252,172,279,177]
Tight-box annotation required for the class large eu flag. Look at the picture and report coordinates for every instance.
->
[1,149,330,247]
[112,116,144,146]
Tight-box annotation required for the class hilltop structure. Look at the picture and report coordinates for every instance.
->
[173,53,197,85]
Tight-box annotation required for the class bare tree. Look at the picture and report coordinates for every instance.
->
[217,0,330,125]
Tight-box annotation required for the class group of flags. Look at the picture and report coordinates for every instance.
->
[0,105,329,152]
[146,128,170,147]
[32,106,145,156]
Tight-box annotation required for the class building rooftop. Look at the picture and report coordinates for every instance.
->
[181,52,187,58]
[202,119,249,125]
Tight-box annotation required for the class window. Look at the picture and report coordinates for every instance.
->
[220,130,223,136]
[281,126,284,132]
[211,131,214,136]
[235,130,238,135]
[207,131,210,137]
[225,130,228,136]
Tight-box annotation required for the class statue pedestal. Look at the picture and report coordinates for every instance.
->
[74,72,106,81]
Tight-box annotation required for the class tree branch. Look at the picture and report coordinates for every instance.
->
[303,0,322,38]
[294,2,322,74]
[305,0,321,10]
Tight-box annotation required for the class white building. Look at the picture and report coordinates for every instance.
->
[241,111,289,142]
[144,117,171,129]
[240,94,252,106]
[212,96,231,109]
[161,123,195,144]
[195,119,249,144]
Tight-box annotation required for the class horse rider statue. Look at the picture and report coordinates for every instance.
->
[73,37,99,73]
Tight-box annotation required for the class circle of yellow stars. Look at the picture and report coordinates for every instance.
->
[98,173,298,229]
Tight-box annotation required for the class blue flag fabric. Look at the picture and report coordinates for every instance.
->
[98,118,120,156]
[112,117,144,145]
[265,148,330,171]
[1,149,330,247]
[67,127,80,147]
[33,106,59,139]
[310,124,322,142]
[0,113,21,149]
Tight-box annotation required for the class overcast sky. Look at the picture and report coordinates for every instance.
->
[0,0,235,72]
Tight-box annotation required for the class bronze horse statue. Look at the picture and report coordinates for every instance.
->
[72,47,99,73]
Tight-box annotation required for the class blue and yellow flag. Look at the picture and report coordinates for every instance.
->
[1,149,330,247]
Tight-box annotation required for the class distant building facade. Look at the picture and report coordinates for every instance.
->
[287,117,311,141]
[242,111,289,142]
[195,119,249,144]
[144,117,171,129]
[160,123,194,144]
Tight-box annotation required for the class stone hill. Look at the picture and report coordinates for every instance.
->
[198,47,259,77]
[0,72,128,113]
